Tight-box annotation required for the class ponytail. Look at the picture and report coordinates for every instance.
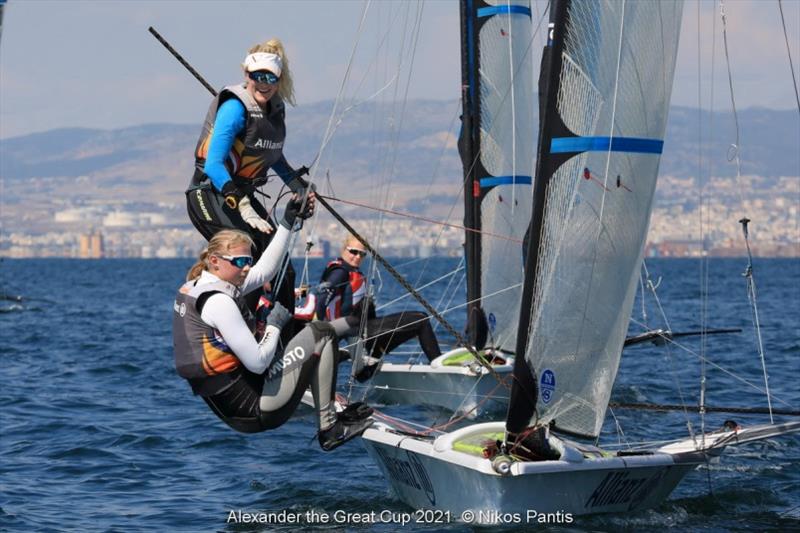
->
[186,249,210,281]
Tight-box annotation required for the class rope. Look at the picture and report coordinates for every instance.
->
[376,264,465,311]
[777,0,800,115]
[739,218,774,423]
[321,194,523,243]
[719,0,744,197]
[318,194,504,380]
[608,402,799,416]
[628,316,794,411]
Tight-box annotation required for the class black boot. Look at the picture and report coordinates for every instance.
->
[318,411,374,452]
[354,355,381,383]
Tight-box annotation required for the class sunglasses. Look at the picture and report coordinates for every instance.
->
[248,70,280,85]
[347,248,367,257]
[218,254,254,269]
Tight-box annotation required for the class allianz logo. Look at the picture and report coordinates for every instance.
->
[254,139,284,149]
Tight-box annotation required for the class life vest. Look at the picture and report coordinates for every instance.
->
[254,292,273,338]
[193,84,286,187]
[293,289,317,321]
[321,259,366,320]
[172,278,255,396]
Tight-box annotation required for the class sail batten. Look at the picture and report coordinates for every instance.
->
[509,0,683,438]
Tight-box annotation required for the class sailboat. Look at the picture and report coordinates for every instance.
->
[360,0,799,519]
[366,0,535,416]
[364,0,735,415]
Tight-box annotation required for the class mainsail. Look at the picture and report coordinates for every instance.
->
[459,0,535,353]
[509,0,684,437]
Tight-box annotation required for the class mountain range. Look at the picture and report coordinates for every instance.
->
[1,99,798,219]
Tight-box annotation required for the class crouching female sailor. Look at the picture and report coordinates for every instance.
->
[172,194,372,451]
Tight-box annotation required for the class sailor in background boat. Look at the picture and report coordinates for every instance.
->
[315,235,442,381]
[186,38,309,321]
[172,196,374,452]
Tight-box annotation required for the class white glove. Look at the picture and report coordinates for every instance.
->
[238,197,272,234]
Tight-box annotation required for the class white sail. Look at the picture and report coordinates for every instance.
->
[523,0,683,436]
[476,0,534,353]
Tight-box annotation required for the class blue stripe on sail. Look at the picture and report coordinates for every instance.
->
[550,137,664,154]
[477,5,532,18]
[480,176,533,188]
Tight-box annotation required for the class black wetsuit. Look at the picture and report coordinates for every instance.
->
[317,259,442,362]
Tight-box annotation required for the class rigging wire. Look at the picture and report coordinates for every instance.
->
[719,0,774,423]
[628,316,793,410]
[777,0,800,115]
[351,1,429,391]
[697,0,709,454]
[642,262,701,446]
[376,264,465,311]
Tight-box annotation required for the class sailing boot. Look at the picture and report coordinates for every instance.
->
[318,408,374,452]
[354,355,382,382]
[338,401,374,422]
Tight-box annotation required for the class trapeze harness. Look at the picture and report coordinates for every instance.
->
[192,83,287,194]
[172,278,251,397]
[173,277,342,434]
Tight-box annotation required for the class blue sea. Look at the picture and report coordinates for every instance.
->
[1,257,798,532]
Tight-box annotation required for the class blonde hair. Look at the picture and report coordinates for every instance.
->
[247,38,296,106]
[187,230,255,281]
[343,234,362,249]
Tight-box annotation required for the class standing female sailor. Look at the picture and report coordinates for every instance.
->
[187,38,307,315]
[173,195,372,451]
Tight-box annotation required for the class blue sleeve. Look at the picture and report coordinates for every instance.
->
[340,281,354,317]
[205,99,246,193]
[271,155,296,185]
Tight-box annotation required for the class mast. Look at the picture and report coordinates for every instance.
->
[459,0,488,350]
[506,0,571,435]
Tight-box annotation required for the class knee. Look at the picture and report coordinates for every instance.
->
[307,321,337,341]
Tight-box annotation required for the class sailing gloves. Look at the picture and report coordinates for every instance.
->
[280,192,316,230]
[265,302,292,330]
[222,182,273,234]
[238,197,273,234]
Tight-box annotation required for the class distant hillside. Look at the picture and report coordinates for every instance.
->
[1,100,797,206]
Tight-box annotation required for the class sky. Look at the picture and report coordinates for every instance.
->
[0,0,798,139]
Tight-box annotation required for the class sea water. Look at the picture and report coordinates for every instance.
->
[1,257,798,532]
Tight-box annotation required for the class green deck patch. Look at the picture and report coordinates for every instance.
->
[452,431,505,456]
[441,350,487,366]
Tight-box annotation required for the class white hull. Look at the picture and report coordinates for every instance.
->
[367,347,512,416]
[361,420,800,521]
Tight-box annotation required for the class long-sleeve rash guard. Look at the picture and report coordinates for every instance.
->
[198,225,291,374]
[204,98,295,193]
